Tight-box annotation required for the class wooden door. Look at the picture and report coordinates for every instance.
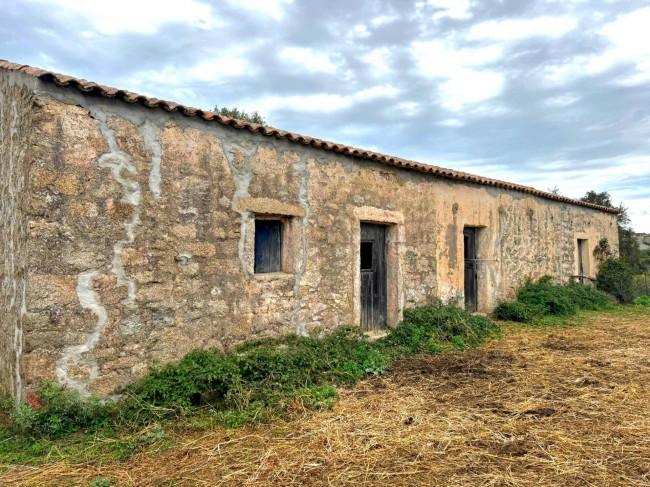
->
[464,228,478,312]
[360,223,387,330]
[577,239,586,284]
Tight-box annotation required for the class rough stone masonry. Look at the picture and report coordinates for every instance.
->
[0,61,619,399]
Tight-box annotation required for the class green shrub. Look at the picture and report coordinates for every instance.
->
[383,303,500,352]
[634,295,650,306]
[7,381,116,438]
[494,277,610,323]
[493,301,539,323]
[597,258,636,303]
[632,274,649,298]
[135,349,240,408]
[517,276,578,316]
[564,281,612,310]
[4,304,500,442]
[133,328,391,415]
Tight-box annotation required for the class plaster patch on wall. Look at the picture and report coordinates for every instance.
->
[140,119,162,201]
[55,109,144,393]
[291,155,311,336]
[56,271,107,395]
[94,114,142,307]
[222,140,256,280]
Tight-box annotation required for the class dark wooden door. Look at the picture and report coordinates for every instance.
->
[360,223,387,330]
[577,239,585,284]
[464,228,478,312]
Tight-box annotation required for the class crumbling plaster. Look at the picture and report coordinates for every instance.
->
[1,70,618,398]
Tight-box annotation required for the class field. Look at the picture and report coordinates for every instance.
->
[2,306,649,486]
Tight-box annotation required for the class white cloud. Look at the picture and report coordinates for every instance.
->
[190,56,252,81]
[278,47,341,74]
[395,101,421,116]
[544,94,579,107]
[252,85,399,113]
[226,0,294,19]
[412,41,502,78]
[352,25,370,38]
[543,7,650,86]
[439,70,504,110]
[425,0,473,20]
[371,15,398,27]
[412,40,504,110]
[598,7,650,85]
[468,17,577,41]
[439,118,465,127]
[26,0,216,34]
[361,47,393,77]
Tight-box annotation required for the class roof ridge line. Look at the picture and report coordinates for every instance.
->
[0,58,619,214]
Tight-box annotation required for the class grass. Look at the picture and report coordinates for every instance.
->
[2,305,648,486]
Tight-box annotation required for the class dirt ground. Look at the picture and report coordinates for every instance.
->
[3,307,650,486]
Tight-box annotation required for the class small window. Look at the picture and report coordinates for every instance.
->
[360,241,373,270]
[255,219,283,273]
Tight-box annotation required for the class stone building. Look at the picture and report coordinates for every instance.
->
[0,60,619,399]
[637,233,650,251]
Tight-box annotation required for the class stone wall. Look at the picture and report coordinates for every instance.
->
[0,72,35,398]
[3,71,619,398]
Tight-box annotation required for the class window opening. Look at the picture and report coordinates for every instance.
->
[255,219,283,273]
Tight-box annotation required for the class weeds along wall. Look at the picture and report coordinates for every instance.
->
[0,69,619,399]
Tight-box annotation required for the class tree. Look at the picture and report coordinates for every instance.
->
[580,191,644,272]
[213,105,267,125]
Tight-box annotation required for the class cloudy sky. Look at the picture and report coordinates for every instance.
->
[2,0,649,231]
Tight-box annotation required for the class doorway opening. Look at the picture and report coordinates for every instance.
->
[464,228,478,312]
[577,239,589,284]
[360,223,387,330]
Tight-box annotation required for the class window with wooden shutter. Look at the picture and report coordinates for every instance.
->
[254,219,283,273]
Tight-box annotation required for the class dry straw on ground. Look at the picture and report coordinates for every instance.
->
[3,308,650,486]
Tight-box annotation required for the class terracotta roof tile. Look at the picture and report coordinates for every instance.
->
[0,59,618,214]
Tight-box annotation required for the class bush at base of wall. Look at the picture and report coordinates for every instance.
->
[596,258,636,303]
[493,276,612,323]
[2,302,500,440]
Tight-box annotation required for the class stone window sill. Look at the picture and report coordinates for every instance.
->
[253,272,296,281]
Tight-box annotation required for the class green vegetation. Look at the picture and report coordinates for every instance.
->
[596,258,636,303]
[0,294,641,467]
[212,105,267,125]
[88,479,113,487]
[634,295,650,306]
[493,301,539,323]
[0,302,499,463]
[580,191,645,273]
[493,276,611,323]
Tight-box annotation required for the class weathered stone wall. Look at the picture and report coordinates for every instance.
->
[5,73,619,398]
[637,233,650,251]
[0,72,35,397]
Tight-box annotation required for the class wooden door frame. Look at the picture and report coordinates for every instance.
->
[360,223,387,330]
[463,227,478,312]
[352,207,405,328]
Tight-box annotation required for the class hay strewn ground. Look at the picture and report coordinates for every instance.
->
[3,307,650,486]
